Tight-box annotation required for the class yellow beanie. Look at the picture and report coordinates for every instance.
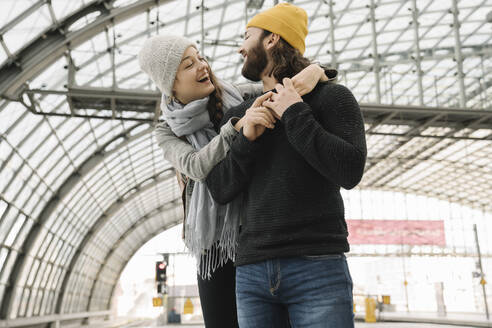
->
[246,3,308,55]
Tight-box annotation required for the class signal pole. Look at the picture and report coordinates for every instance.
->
[156,253,169,324]
[473,224,489,319]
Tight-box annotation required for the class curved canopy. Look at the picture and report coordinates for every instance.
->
[0,0,491,320]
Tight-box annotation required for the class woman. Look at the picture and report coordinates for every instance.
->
[138,34,336,327]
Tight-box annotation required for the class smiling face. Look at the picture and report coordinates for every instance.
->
[238,27,269,81]
[172,46,215,104]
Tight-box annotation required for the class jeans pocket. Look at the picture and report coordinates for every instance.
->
[302,253,344,261]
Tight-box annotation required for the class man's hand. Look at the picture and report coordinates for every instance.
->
[235,92,277,141]
[263,78,303,119]
[290,64,327,96]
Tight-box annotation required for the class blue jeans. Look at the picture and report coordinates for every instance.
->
[236,254,354,328]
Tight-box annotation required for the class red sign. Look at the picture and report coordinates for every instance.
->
[347,220,445,246]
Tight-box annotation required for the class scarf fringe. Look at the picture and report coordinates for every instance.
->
[185,221,239,280]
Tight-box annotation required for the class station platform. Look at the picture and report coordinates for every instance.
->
[110,323,478,328]
[104,315,492,328]
[134,322,485,328]
[3,312,490,328]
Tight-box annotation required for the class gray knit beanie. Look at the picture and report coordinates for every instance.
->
[138,34,196,96]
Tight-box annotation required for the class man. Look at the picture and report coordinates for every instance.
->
[205,3,367,327]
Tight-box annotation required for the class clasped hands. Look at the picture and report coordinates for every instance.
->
[236,78,303,141]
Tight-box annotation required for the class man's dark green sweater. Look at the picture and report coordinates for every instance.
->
[205,82,367,266]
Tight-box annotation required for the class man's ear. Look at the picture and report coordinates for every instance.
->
[264,33,281,50]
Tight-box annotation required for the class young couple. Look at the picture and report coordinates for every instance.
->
[139,3,366,328]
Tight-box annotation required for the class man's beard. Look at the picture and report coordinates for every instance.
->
[241,40,268,81]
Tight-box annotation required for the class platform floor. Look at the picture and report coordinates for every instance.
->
[110,315,492,328]
[134,320,485,328]
[150,324,477,328]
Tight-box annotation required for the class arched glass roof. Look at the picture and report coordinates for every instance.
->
[0,0,491,320]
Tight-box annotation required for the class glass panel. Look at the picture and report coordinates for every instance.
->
[33,289,43,315]
[50,0,85,22]
[17,287,30,317]
[33,261,47,289]
[4,214,25,247]
[0,206,18,245]
[0,247,9,273]
[26,258,40,287]
[0,249,18,284]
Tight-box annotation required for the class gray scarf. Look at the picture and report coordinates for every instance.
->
[162,80,244,279]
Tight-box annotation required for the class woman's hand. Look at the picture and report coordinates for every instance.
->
[235,92,276,141]
[290,64,328,96]
[242,106,275,141]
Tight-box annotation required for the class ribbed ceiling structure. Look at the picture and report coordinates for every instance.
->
[0,0,491,320]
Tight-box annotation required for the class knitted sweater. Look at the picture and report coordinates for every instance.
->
[205,82,367,266]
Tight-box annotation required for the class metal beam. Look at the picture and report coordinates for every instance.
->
[369,0,381,103]
[26,87,161,118]
[367,131,487,141]
[27,86,160,100]
[22,87,492,130]
[452,0,466,107]
[411,0,424,106]
[328,0,337,68]
[184,0,191,35]
[210,1,229,61]
[361,103,492,131]
[46,0,59,26]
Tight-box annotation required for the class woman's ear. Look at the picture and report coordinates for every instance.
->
[171,77,178,97]
[169,89,178,104]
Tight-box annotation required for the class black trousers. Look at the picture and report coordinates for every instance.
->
[197,259,239,328]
